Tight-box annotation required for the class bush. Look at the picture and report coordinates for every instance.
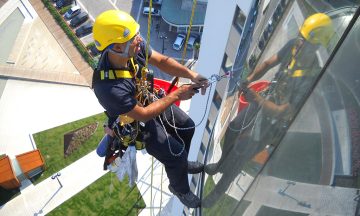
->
[59,5,71,15]
[41,0,96,69]
[86,42,95,49]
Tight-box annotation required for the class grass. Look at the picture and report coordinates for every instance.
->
[33,113,107,184]
[32,113,145,214]
[48,173,145,216]
[202,176,250,215]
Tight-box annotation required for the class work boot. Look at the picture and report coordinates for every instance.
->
[204,163,219,175]
[188,161,204,174]
[168,185,201,208]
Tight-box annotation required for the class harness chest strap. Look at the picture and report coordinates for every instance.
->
[100,70,134,80]
[100,58,147,148]
[287,38,305,78]
[99,57,139,80]
[99,58,140,124]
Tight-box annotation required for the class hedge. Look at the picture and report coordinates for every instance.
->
[41,0,97,69]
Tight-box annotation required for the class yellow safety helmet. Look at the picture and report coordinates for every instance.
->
[93,10,140,51]
[300,13,334,46]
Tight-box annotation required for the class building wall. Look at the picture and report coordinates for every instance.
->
[188,0,252,162]
[175,0,253,215]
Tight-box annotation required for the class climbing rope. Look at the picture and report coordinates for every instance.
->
[159,166,164,213]
[162,73,230,131]
[181,0,197,64]
[167,0,198,93]
[144,0,152,68]
[151,72,230,156]
[150,156,154,215]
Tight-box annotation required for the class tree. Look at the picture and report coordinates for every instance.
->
[194,43,200,60]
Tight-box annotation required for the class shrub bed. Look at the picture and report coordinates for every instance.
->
[64,122,98,157]
[41,0,97,69]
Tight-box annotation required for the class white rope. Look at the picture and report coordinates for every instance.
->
[149,73,227,156]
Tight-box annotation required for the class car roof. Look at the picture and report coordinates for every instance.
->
[188,36,196,43]
[70,5,80,11]
[76,12,88,18]
[143,7,153,12]
[143,7,160,13]
[82,22,92,28]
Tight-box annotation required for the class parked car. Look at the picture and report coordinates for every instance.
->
[89,45,100,57]
[64,5,81,20]
[70,12,88,28]
[75,22,93,37]
[144,0,162,5]
[173,34,186,50]
[142,7,161,17]
[56,0,73,9]
[186,35,197,50]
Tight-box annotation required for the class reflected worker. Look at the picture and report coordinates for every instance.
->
[203,13,334,207]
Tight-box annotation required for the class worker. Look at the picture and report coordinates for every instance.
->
[92,10,208,208]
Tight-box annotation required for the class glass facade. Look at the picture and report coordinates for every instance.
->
[199,1,360,215]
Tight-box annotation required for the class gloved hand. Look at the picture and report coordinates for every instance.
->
[190,73,209,95]
[238,79,250,94]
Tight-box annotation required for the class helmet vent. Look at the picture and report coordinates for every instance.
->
[123,29,130,38]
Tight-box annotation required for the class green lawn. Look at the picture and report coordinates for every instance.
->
[202,176,250,215]
[32,113,145,214]
[33,113,106,184]
[48,173,145,216]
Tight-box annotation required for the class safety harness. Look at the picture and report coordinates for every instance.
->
[93,54,155,170]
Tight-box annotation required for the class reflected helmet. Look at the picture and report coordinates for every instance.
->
[93,10,140,51]
[300,13,334,46]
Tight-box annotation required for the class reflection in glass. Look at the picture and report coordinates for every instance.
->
[244,14,360,215]
[201,2,358,215]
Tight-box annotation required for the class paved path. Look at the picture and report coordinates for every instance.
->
[0,65,88,86]
[27,0,93,86]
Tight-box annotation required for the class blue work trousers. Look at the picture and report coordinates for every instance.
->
[144,104,195,194]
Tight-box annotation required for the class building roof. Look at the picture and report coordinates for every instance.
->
[161,0,207,26]
[16,149,45,173]
[0,155,16,183]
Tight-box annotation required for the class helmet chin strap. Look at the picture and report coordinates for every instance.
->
[108,41,132,58]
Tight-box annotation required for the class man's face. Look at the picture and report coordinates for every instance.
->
[112,32,142,58]
[308,27,334,47]
[128,33,142,57]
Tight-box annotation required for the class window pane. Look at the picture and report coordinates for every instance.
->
[213,90,222,109]
[234,6,246,33]
[243,14,360,215]
[201,3,359,215]
[222,54,233,72]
